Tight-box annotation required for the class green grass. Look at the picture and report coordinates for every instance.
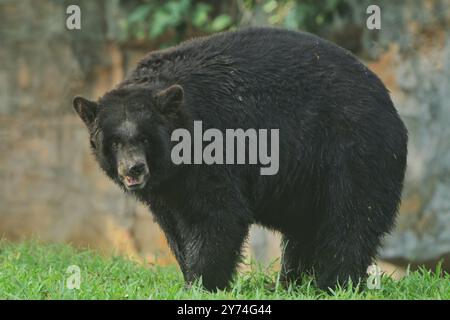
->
[0,240,448,300]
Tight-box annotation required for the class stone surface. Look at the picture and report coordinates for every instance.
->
[348,0,450,264]
[0,0,171,262]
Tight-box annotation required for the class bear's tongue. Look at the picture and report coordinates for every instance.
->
[125,176,139,186]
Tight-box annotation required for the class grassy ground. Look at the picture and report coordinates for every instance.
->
[0,240,448,300]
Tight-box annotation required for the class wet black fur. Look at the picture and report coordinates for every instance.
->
[75,27,408,291]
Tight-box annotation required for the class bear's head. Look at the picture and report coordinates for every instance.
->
[72,84,187,194]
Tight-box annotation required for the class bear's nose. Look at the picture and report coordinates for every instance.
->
[128,162,146,176]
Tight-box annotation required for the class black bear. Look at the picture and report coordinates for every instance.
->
[73,27,408,291]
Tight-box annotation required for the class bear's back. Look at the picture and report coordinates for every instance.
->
[121,27,402,147]
[124,27,388,116]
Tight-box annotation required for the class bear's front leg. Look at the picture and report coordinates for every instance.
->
[180,207,250,291]
[152,204,189,276]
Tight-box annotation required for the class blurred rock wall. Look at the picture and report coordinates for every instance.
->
[0,0,449,269]
[0,0,172,263]
[343,0,450,267]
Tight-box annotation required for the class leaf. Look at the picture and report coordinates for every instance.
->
[149,0,192,39]
[210,14,232,32]
[128,4,152,24]
[283,10,298,30]
[263,0,278,13]
[149,10,174,39]
[192,3,211,28]
[325,0,339,11]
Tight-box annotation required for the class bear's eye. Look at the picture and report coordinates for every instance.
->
[90,139,96,150]
[137,136,149,144]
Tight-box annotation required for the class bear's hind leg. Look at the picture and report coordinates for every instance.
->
[312,154,401,291]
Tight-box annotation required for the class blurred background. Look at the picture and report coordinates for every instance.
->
[0,0,449,275]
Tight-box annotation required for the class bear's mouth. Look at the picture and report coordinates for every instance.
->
[122,174,148,191]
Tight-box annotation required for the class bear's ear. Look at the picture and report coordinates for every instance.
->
[73,96,98,128]
[155,85,184,114]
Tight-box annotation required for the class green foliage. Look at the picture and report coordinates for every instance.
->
[243,0,348,32]
[121,0,234,44]
[1,240,449,299]
[119,0,350,47]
